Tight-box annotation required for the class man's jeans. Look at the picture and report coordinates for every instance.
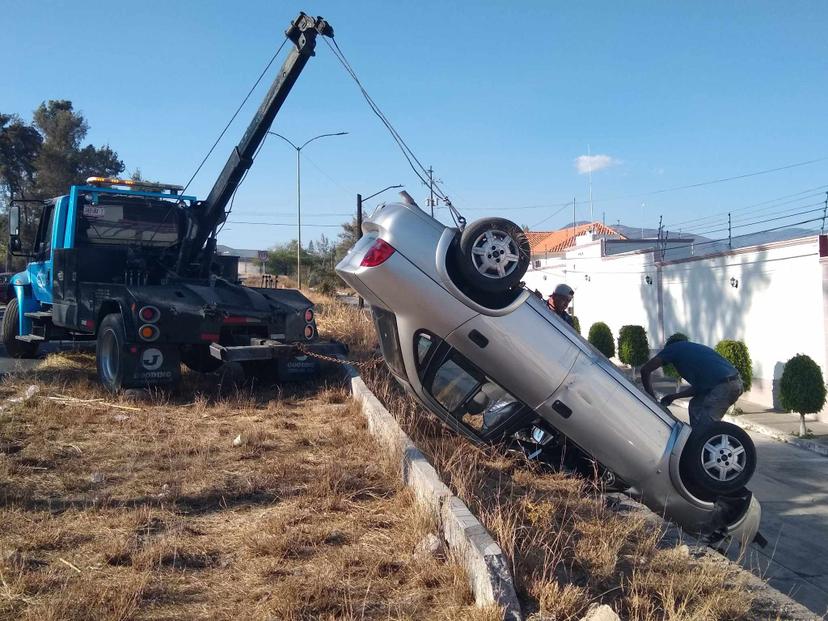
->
[688,376,743,430]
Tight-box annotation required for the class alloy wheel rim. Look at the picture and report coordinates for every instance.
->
[701,433,746,482]
[470,229,521,279]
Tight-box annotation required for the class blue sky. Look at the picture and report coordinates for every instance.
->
[3,1,828,250]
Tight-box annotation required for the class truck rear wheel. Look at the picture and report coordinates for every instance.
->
[97,313,128,392]
[2,298,39,359]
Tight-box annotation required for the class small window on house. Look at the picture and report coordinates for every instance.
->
[534,260,541,268]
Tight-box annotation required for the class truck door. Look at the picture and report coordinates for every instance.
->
[26,203,57,304]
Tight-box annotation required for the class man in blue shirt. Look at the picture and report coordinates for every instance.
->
[641,334,743,430]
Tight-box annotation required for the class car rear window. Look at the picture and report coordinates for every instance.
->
[372,307,406,378]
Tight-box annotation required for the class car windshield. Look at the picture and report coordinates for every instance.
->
[76,196,180,248]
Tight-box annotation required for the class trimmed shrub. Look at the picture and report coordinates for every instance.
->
[571,315,581,335]
[663,332,688,380]
[588,322,615,358]
[618,325,649,368]
[715,340,752,392]
[780,354,827,436]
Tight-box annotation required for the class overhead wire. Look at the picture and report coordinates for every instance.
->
[182,38,289,196]
[323,37,467,227]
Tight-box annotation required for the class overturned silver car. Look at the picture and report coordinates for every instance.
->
[336,193,762,548]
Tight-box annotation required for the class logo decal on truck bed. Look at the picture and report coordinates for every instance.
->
[141,348,164,371]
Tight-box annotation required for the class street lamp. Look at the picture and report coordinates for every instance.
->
[268,130,348,289]
[356,184,403,308]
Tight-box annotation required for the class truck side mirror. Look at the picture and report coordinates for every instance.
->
[9,205,21,252]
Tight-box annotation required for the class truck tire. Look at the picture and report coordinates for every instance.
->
[456,218,530,294]
[2,298,39,359]
[680,421,756,498]
[97,313,129,392]
[181,345,223,374]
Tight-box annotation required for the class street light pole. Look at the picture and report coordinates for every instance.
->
[269,131,347,289]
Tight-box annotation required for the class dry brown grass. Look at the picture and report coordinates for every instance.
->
[315,296,778,621]
[0,350,495,620]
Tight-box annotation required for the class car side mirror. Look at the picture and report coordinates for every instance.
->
[9,205,21,252]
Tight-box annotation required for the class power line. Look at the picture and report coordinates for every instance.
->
[227,220,343,228]
[183,38,289,195]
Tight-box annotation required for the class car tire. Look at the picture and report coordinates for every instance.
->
[680,422,756,497]
[456,218,530,294]
[97,313,129,392]
[2,298,39,359]
[181,345,223,374]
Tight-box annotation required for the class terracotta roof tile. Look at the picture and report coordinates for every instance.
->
[531,222,624,254]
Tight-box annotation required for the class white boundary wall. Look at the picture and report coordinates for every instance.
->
[525,235,828,419]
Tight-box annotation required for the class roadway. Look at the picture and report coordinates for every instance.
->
[670,405,828,616]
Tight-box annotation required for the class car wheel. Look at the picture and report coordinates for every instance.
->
[457,218,530,294]
[680,422,756,497]
[2,298,39,359]
[97,313,128,392]
[181,345,223,374]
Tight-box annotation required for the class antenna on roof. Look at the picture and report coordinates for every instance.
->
[587,144,594,224]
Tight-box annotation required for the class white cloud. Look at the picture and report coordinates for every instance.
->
[575,154,619,175]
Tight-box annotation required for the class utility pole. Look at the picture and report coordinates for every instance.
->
[572,197,576,240]
[728,212,732,249]
[428,166,435,217]
[822,191,828,234]
[587,144,594,223]
[356,193,363,308]
[641,203,645,239]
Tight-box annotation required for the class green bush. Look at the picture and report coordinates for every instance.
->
[780,354,826,415]
[780,354,826,437]
[571,315,581,335]
[618,325,649,367]
[663,332,688,379]
[588,322,615,358]
[715,340,752,392]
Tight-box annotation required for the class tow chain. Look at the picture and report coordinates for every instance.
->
[294,343,383,371]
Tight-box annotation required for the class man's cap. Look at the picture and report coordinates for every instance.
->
[553,283,574,297]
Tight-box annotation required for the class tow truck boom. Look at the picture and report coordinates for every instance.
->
[177,12,334,275]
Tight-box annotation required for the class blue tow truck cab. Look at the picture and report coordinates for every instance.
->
[2,13,344,391]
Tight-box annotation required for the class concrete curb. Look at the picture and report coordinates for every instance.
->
[346,366,522,621]
[722,414,828,458]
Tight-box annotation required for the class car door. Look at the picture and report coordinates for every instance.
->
[414,331,536,444]
[445,294,581,409]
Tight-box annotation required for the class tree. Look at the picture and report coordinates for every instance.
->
[0,101,125,267]
[336,216,359,261]
[570,315,581,335]
[715,340,752,392]
[780,354,827,437]
[618,325,649,378]
[588,322,615,358]
[31,100,123,198]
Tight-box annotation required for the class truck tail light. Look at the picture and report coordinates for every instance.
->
[139,306,160,322]
[304,308,314,323]
[360,239,395,267]
[139,324,160,341]
[304,325,315,340]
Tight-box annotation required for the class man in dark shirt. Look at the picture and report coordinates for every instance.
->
[547,283,575,328]
[641,334,743,430]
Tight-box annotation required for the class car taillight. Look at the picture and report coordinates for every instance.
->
[304,325,315,340]
[360,239,395,267]
[304,308,314,323]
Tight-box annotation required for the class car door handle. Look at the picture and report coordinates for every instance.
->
[468,329,488,348]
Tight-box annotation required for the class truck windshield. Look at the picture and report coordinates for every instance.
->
[76,197,180,247]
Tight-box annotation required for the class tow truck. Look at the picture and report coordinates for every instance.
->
[3,12,345,391]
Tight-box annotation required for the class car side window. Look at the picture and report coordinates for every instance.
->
[427,351,527,438]
[414,331,440,372]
